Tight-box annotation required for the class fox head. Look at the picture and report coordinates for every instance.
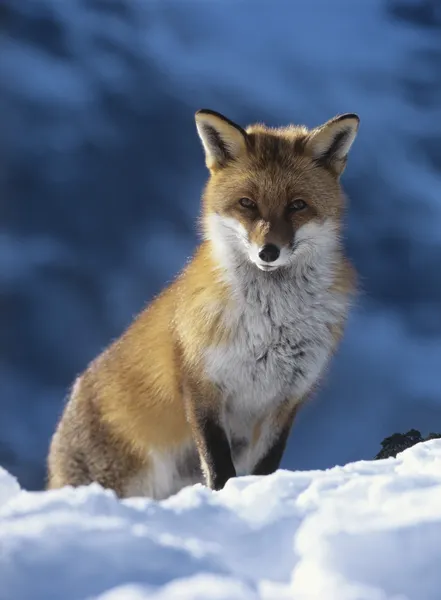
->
[195,109,359,273]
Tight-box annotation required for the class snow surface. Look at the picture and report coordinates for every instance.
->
[1,440,441,600]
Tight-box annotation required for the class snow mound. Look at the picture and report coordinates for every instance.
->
[1,441,441,600]
[0,467,20,507]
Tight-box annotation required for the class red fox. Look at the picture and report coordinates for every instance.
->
[47,109,359,499]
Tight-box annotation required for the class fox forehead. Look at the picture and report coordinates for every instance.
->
[246,124,311,166]
[206,130,343,217]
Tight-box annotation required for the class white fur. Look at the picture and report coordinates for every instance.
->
[204,213,349,472]
[204,214,250,273]
[124,445,202,500]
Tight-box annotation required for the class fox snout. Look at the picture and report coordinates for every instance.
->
[246,219,295,271]
[249,237,293,272]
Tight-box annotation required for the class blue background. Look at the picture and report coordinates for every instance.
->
[1,0,441,490]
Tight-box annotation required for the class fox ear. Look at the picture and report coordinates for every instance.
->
[306,113,359,176]
[195,109,248,171]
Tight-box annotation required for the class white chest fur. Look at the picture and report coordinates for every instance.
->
[204,248,348,416]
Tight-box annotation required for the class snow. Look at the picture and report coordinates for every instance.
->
[0,467,21,507]
[1,441,441,600]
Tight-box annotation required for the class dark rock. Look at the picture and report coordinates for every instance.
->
[375,429,441,459]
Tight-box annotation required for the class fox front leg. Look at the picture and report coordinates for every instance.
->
[185,383,236,490]
[252,401,301,476]
[197,412,236,490]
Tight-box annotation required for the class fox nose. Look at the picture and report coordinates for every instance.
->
[258,243,280,263]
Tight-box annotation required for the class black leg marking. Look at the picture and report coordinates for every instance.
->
[252,426,291,476]
[198,415,236,491]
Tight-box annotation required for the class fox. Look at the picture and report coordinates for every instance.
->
[47,109,359,500]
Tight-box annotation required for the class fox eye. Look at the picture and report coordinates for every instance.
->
[287,199,307,213]
[238,197,257,210]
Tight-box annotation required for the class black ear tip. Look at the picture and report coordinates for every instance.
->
[338,113,360,125]
[195,108,225,120]
[194,109,247,142]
